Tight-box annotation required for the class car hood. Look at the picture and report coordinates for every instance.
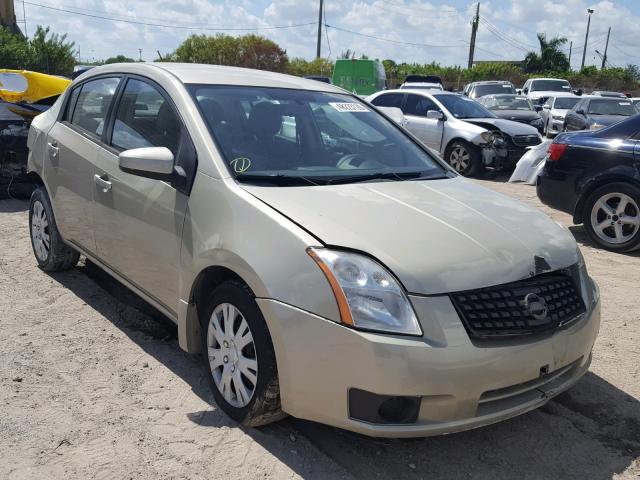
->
[491,110,540,122]
[586,114,628,126]
[463,117,540,135]
[242,177,578,295]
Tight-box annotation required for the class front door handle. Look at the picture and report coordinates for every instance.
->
[94,174,112,192]
[47,141,59,159]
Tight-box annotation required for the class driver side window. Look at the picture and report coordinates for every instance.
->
[404,94,439,117]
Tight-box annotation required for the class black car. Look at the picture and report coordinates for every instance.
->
[537,114,640,251]
[478,94,544,133]
[563,96,636,132]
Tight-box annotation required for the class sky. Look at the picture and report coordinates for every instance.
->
[17,0,640,69]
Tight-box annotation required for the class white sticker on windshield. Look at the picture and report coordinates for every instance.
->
[562,85,571,89]
[329,102,370,112]
[502,84,511,88]
[620,102,631,105]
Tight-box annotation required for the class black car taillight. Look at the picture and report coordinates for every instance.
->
[548,142,568,161]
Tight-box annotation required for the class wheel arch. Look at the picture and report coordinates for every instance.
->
[574,175,640,224]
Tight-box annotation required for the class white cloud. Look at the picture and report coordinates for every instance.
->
[22,0,640,68]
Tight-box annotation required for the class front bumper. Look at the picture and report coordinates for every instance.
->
[258,281,600,438]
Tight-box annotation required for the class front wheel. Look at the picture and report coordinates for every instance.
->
[200,281,285,426]
[582,182,640,252]
[29,187,79,271]
[445,140,483,177]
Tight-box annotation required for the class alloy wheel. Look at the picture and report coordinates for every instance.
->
[207,302,258,408]
[449,146,471,173]
[31,200,50,262]
[590,192,640,245]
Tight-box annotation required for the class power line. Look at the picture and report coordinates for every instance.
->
[479,16,537,51]
[23,1,316,31]
[324,23,466,48]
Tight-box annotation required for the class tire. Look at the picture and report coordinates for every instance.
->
[445,140,483,177]
[29,187,80,271]
[200,280,285,427]
[582,182,640,252]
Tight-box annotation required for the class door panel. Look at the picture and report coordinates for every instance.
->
[92,77,189,313]
[46,122,98,251]
[93,148,186,312]
[402,94,444,150]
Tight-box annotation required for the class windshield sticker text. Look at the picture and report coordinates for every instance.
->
[231,157,251,173]
[329,102,370,113]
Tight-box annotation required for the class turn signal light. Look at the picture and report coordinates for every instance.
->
[548,142,568,161]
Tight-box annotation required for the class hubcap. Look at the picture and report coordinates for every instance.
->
[31,200,50,262]
[449,146,470,172]
[207,303,258,408]
[591,192,640,245]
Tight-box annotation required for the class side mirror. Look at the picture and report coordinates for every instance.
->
[119,146,175,176]
[516,89,522,95]
[533,105,543,112]
[575,109,585,116]
[523,88,529,94]
[426,110,444,121]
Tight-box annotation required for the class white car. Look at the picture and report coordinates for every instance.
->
[539,95,581,137]
[521,78,573,102]
[367,89,541,177]
[399,82,443,91]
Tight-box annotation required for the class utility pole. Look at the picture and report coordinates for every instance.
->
[601,26,611,69]
[568,41,572,69]
[138,48,143,62]
[580,8,594,70]
[467,3,480,69]
[316,0,324,59]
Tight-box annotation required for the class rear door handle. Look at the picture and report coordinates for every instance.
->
[47,141,59,159]
[94,174,112,192]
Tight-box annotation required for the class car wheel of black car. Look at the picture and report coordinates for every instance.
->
[200,280,285,427]
[583,182,640,252]
[29,187,80,271]
[445,141,482,177]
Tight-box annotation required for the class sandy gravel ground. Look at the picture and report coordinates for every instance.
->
[1,176,639,479]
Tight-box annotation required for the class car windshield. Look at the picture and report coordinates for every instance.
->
[553,97,580,109]
[588,99,637,116]
[474,84,514,97]
[434,94,496,119]
[189,85,446,185]
[488,96,532,111]
[531,80,571,92]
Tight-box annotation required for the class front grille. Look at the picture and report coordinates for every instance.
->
[450,272,585,339]
[511,134,541,147]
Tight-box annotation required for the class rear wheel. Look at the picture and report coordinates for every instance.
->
[29,187,79,271]
[200,281,285,426]
[445,140,483,177]
[583,182,640,252]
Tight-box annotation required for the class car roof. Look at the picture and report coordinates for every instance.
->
[529,78,569,82]
[471,80,512,85]
[378,88,454,97]
[78,62,345,93]
[483,94,524,98]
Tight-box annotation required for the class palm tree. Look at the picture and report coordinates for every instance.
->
[523,33,570,73]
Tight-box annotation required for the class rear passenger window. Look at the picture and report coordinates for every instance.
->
[111,79,181,154]
[371,93,404,109]
[70,77,120,136]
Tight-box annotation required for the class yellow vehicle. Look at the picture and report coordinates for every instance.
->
[0,70,70,194]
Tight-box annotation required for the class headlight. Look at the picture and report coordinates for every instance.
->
[307,248,422,336]
[530,118,543,125]
[480,131,495,143]
[590,123,604,130]
[552,115,564,120]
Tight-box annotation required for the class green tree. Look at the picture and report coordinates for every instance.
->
[523,33,569,73]
[0,26,75,76]
[171,33,288,72]
[104,54,136,64]
[287,57,333,77]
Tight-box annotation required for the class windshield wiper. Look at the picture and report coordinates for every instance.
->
[235,173,320,186]
[327,170,438,185]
